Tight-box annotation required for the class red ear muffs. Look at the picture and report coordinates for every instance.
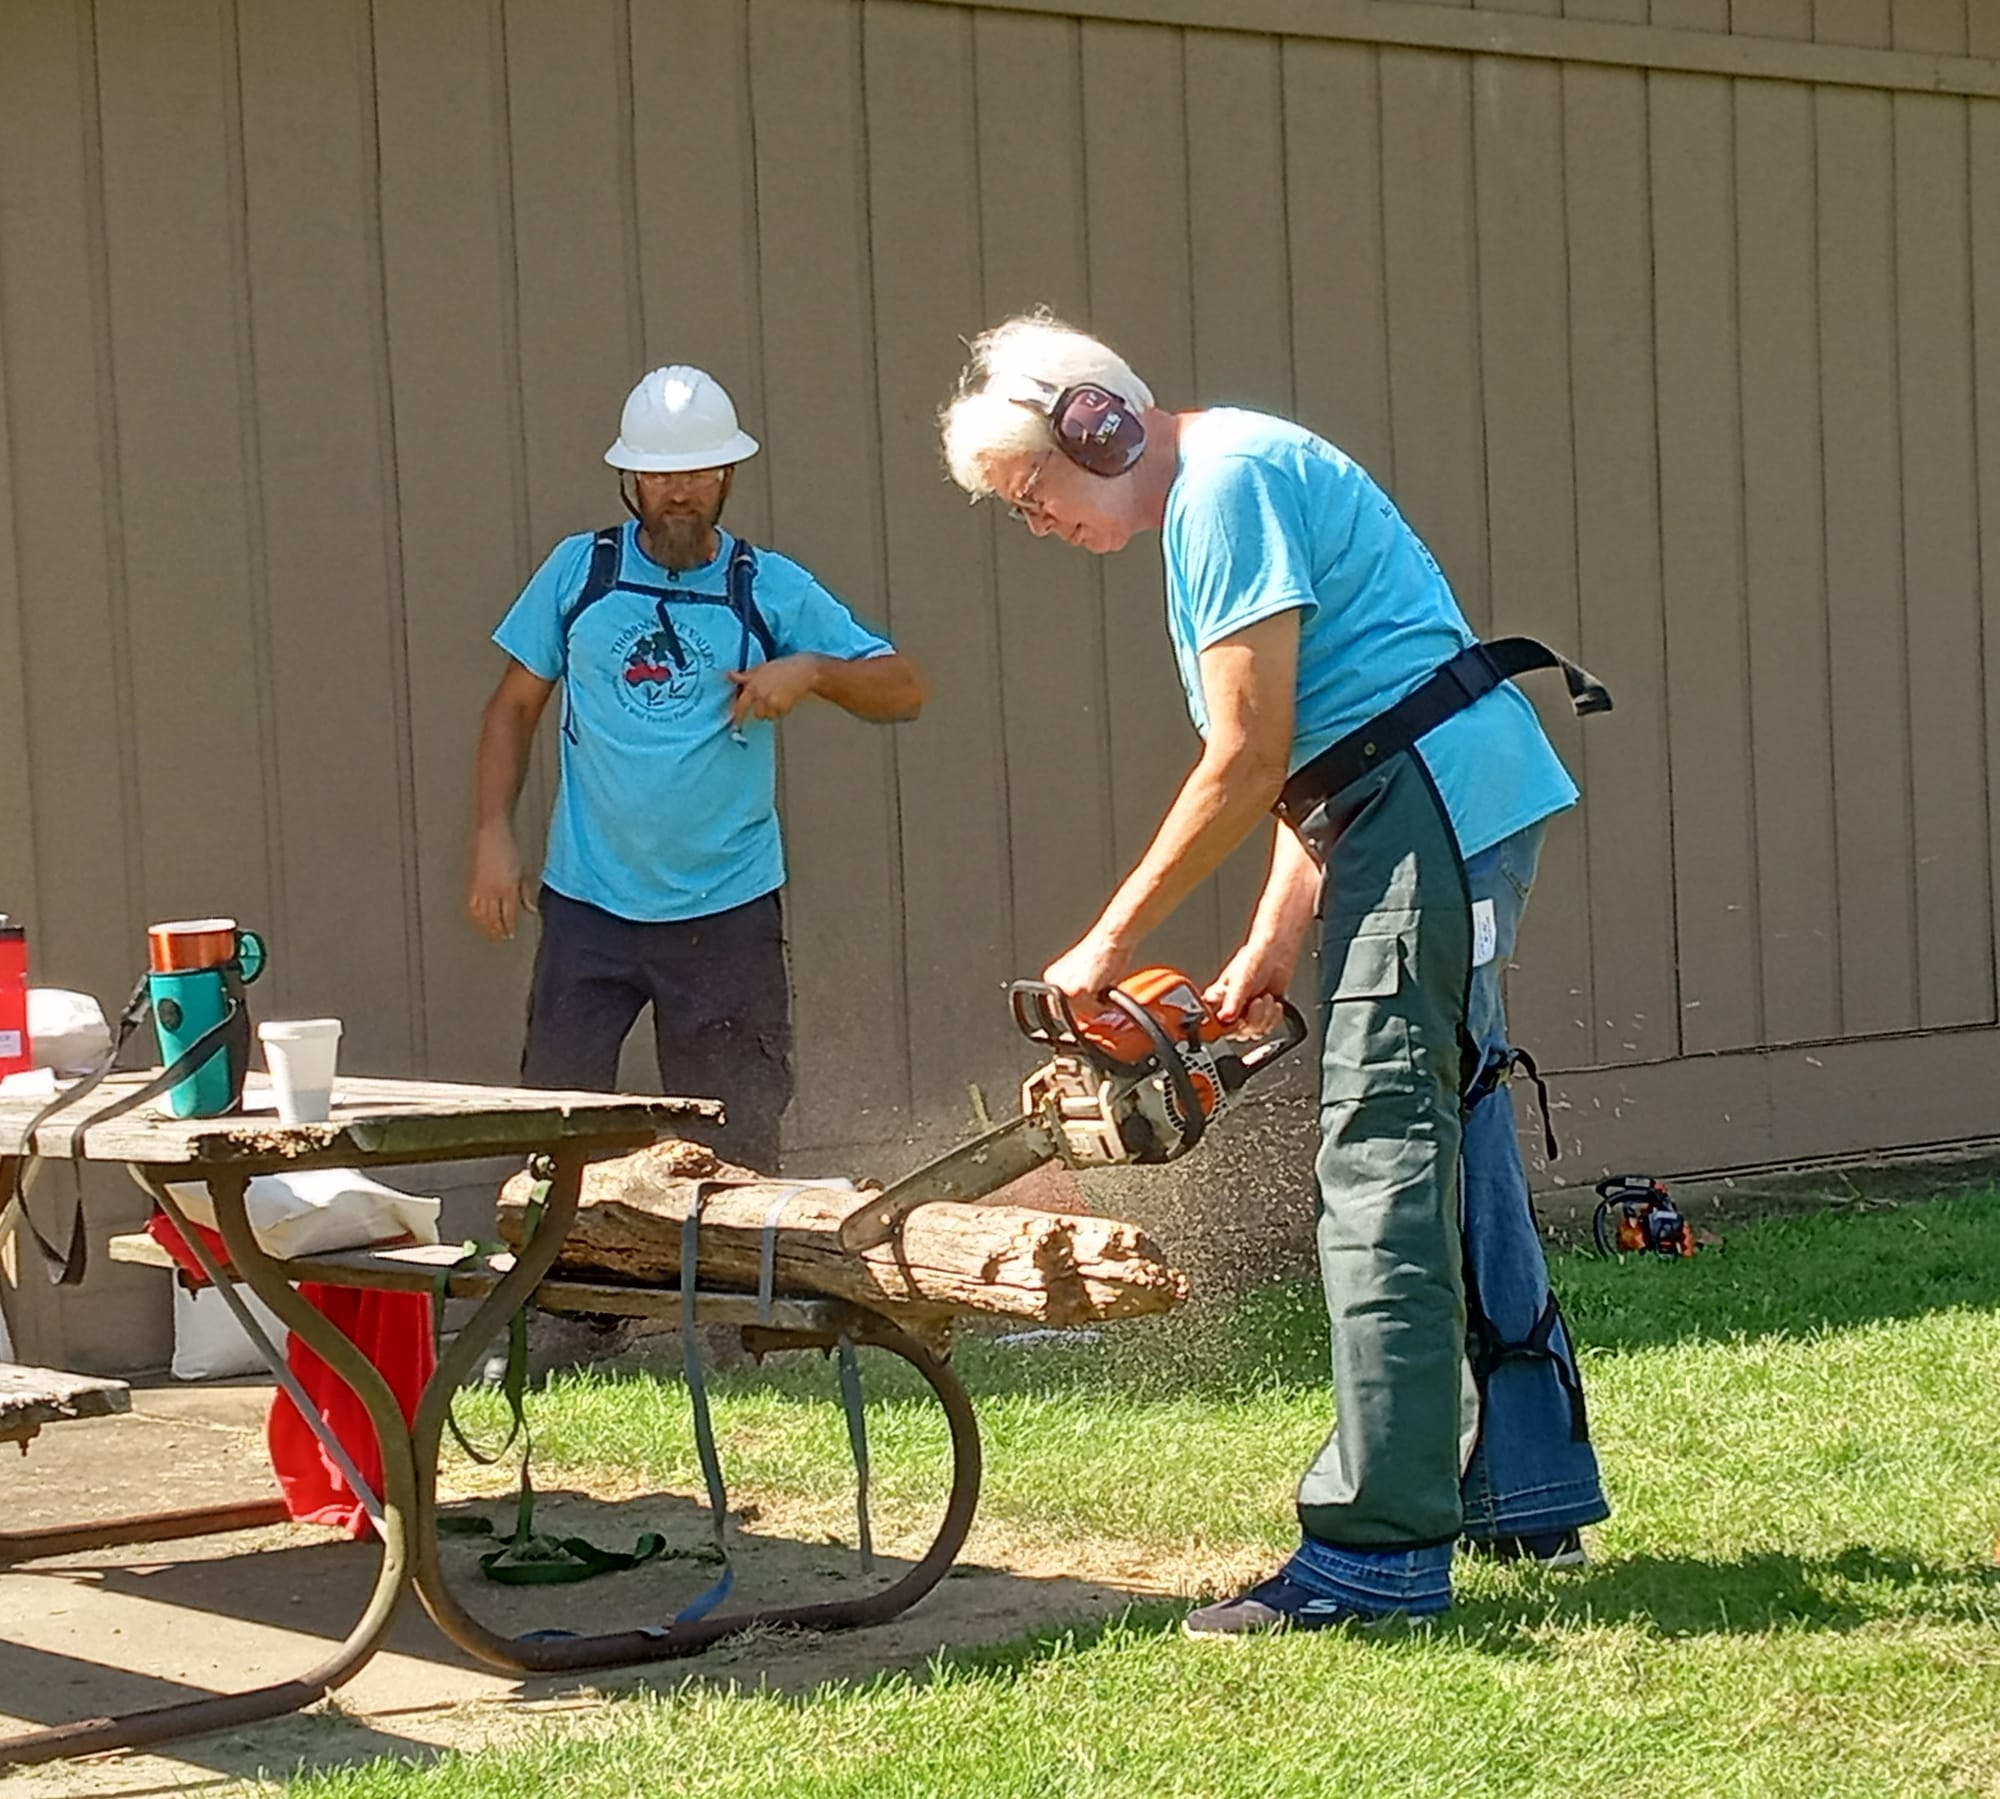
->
[1002,376,1147,477]
[1046,383,1147,476]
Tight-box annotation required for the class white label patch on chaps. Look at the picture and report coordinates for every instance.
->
[1471,898,1498,968]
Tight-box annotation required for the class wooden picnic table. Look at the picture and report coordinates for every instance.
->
[0,1070,699,1169]
[0,1071,979,1770]
[0,1362,129,1447]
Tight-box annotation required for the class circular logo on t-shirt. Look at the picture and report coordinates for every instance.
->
[611,619,716,721]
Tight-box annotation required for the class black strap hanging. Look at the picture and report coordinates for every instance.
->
[559,529,775,664]
[8,976,249,1286]
[557,530,777,744]
[1276,637,1613,826]
[1464,1287,1592,1444]
[1462,1043,1560,1165]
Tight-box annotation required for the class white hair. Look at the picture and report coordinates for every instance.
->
[939,312,1155,497]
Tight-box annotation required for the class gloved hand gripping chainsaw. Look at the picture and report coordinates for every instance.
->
[840,968,1308,1252]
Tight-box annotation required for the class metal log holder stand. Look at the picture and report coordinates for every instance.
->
[0,1074,982,1769]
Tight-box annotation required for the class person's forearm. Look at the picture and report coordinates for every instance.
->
[810,653,926,722]
[1244,824,1323,968]
[1092,746,1290,951]
[472,699,537,836]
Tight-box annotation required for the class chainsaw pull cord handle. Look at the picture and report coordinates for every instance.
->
[1103,986,1208,1156]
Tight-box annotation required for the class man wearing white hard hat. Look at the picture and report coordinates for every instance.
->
[469,366,925,1171]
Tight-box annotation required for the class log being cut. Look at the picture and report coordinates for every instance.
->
[496,1140,1189,1329]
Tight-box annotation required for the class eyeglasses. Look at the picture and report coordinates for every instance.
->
[633,466,728,487]
[1004,455,1054,528]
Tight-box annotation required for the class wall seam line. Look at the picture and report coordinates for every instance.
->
[79,0,145,969]
[221,0,288,1005]
[358,0,426,1072]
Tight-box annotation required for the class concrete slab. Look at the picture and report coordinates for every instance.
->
[0,1376,1177,1796]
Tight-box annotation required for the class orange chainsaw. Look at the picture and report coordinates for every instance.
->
[839,968,1307,1251]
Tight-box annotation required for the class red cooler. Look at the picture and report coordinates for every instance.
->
[0,916,30,1076]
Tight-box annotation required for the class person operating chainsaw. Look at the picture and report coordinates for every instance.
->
[940,313,1610,1635]
[469,366,926,1173]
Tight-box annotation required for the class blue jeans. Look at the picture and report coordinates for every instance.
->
[1455,822,1608,1540]
[1287,817,1607,1617]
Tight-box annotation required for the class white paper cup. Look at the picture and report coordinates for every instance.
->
[257,1018,342,1124]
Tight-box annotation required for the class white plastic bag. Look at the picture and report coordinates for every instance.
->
[160,1167,441,1259]
[27,988,112,1076]
[171,1280,289,1381]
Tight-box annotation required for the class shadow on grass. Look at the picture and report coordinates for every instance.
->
[1453,1544,2000,1651]
[953,1547,2000,1670]
[230,1545,1998,1790]
[633,1542,1999,1718]
[912,1546,1994,1682]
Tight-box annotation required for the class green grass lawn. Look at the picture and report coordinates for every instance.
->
[278,1189,2000,1798]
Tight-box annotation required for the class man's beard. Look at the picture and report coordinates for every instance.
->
[648,504,720,570]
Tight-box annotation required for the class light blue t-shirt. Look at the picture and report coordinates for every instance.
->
[1163,410,1577,859]
[495,523,893,923]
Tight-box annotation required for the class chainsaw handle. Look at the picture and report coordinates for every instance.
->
[1234,999,1310,1080]
[1103,986,1208,1158]
[1008,979,1083,1049]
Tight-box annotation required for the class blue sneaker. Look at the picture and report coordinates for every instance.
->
[1182,1571,1388,1639]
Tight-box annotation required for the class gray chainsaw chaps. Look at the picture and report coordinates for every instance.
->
[1293,748,1481,1549]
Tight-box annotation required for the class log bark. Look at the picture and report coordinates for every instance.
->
[498,1141,1188,1327]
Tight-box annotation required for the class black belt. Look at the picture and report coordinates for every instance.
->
[1274,637,1612,827]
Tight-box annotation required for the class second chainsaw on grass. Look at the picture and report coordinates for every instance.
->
[840,968,1307,1251]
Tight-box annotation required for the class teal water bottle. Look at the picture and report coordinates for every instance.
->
[145,919,267,1118]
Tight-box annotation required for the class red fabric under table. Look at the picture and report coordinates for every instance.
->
[144,1211,436,1540]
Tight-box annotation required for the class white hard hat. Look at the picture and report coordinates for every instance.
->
[605,366,760,472]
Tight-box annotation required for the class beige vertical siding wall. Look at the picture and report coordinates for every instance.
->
[1,0,1997,1364]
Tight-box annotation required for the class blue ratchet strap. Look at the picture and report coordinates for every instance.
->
[754,1184,804,1319]
[836,1334,875,1573]
[754,1183,877,1575]
[674,1187,735,1623]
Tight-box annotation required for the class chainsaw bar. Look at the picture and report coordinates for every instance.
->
[839,969,1307,1257]
[836,1111,1063,1255]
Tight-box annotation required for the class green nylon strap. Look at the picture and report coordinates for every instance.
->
[434,1462,692,1585]
[429,1186,541,1468]
[428,1176,675,1585]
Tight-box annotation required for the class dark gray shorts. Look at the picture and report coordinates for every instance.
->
[520,886,794,1172]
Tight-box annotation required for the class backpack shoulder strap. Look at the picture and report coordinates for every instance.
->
[726,539,778,664]
[558,527,626,652]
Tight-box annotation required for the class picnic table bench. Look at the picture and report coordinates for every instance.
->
[0,1073,981,1769]
[0,1361,129,1448]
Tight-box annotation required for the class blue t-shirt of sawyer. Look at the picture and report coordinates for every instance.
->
[494,522,893,923]
[1163,409,1577,860]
